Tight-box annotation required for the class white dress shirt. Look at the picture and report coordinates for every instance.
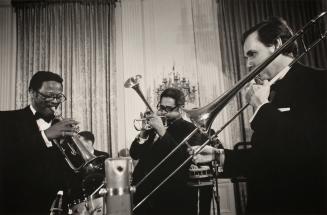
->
[30,105,53,147]
[250,66,290,123]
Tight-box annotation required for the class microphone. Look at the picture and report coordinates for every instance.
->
[102,158,133,215]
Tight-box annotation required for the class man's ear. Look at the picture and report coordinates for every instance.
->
[29,89,36,98]
[178,105,184,114]
[274,38,283,51]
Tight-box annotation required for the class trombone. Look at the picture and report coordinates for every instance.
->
[129,11,327,211]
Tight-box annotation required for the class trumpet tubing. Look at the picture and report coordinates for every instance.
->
[133,116,168,131]
[134,116,166,122]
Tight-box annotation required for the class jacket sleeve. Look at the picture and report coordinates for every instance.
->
[129,132,156,160]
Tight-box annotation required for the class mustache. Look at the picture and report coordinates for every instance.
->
[49,104,61,117]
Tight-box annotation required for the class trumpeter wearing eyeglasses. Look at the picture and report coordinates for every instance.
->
[130,87,205,215]
[0,71,78,214]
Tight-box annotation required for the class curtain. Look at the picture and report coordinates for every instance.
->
[13,0,116,155]
[217,0,327,141]
[0,5,16,111]
[190,0,243,149]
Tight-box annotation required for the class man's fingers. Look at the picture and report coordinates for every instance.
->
[192,155,199,164]
[60,120,79,129]
[244,82,253,91]
[191,146,200,152]
[60,118,79,125]
[62,131,76,137]
[187,147,194,155]
[62,125,79,132]
[63,127,79,133]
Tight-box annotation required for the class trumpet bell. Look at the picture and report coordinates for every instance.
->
[56,135,104,174]
[124,74,154,112]
[124,75,142,88]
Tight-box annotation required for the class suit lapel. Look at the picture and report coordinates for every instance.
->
[269,67,296,109]
[17,107,49,153]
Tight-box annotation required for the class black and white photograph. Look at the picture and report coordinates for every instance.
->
[0,0,326,214]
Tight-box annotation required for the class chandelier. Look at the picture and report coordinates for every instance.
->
[155,72,197,104]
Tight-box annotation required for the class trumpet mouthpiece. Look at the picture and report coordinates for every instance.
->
[52,106,62,118]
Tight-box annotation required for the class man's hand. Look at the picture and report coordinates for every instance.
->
[148,113,166,137]
[190,145,221,164]
[245,80,270,110]
[44,119,79,140]
[139,129,150,139]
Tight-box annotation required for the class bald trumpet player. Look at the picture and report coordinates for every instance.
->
[130,88,208,215]
[191,17,327,214]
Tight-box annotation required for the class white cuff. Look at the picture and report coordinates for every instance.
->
[137,135,148,144]
[41,130,53,148]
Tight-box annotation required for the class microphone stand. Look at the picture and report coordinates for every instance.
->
[211,161,221,215]
[209,136,224,215]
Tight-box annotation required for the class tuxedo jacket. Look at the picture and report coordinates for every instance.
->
[0,106,74,214]
[130,118,206,215]
[223,63,327,214]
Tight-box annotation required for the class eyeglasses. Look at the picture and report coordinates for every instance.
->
[157,104,177,112]
[36,91,66,103]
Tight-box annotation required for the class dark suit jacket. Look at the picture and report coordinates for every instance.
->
[0,106,74,214]
[223,63,327,214]
[130,118,205,215]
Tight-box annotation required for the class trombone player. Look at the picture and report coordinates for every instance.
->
[191,17,327,214]
[130,88,206,215]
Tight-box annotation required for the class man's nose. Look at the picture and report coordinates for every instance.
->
[52,97,62,104]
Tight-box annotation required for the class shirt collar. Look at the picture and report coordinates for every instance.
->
[30,105,37,115]
[270,65,291,84]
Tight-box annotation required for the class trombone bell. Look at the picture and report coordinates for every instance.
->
[183,91,230,134]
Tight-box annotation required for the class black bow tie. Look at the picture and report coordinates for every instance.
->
[35,112,55,123]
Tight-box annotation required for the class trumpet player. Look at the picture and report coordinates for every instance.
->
[130,88,205,215]
[191,17,327,214]
[0,71,79,214]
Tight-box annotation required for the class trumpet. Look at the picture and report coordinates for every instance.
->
[133,113,168,131]
[124,75,169,131]
[51,106,104,174]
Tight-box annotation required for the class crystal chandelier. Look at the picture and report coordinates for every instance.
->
[155,72,197,105]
